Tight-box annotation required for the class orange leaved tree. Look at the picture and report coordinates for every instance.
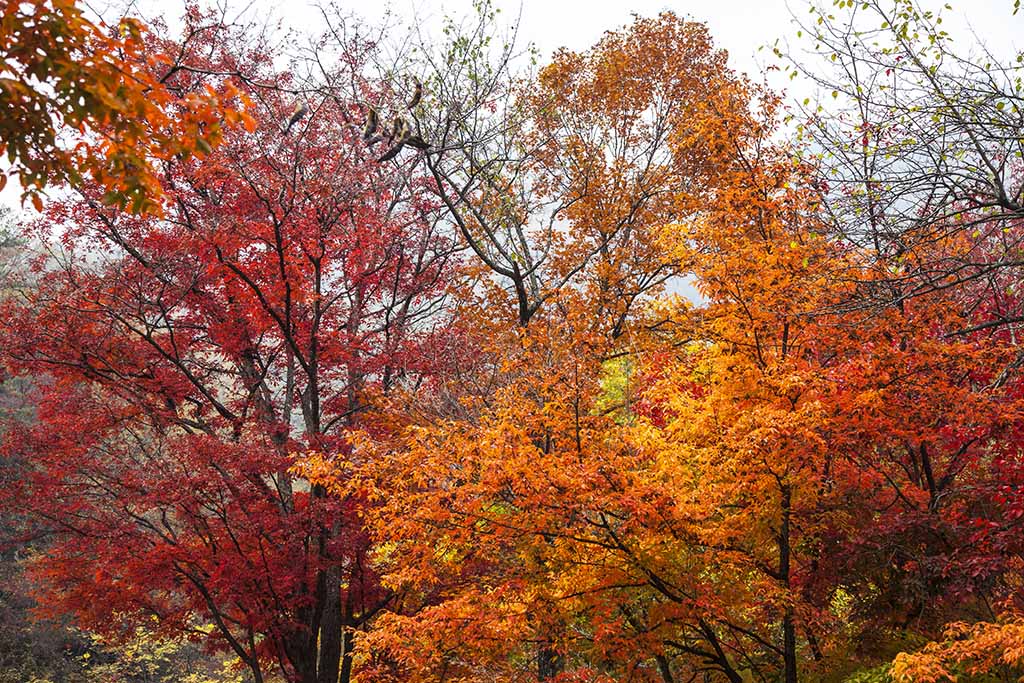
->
[299,13,845,682]
[1,0,251,213]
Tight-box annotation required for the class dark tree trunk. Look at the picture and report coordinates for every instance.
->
[538,644,563,681]
[317,554,343,683]
[779,483,798,683]
[339,626,354,683]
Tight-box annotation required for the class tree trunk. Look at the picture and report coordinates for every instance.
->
[538,643,563,681]
[317,554,343,683]
[339,627,354,683]
[779,483,798,683]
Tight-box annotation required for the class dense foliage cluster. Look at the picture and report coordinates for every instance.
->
[1,1,1023,682]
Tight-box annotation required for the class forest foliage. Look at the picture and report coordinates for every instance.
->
[1,0,1023,682]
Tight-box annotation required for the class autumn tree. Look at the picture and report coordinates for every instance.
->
[776,3,1024,676]
[802,224,1024,679]
[0,11,456,683]
[329,1,695,330]
[785,0,1024,326]
[301,13,846,683]
[1,0,254,213]
[303,6,1024,681]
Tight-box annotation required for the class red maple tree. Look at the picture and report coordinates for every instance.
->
[0,13,456,683]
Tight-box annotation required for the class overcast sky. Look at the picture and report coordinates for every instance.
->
[2,0,1020,213]
[249,0,1021,75]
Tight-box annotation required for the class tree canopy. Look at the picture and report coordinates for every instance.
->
[2,1,1023,682]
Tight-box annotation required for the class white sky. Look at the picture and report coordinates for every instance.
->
[273,0,1020,76]
[2,0,1020,214]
